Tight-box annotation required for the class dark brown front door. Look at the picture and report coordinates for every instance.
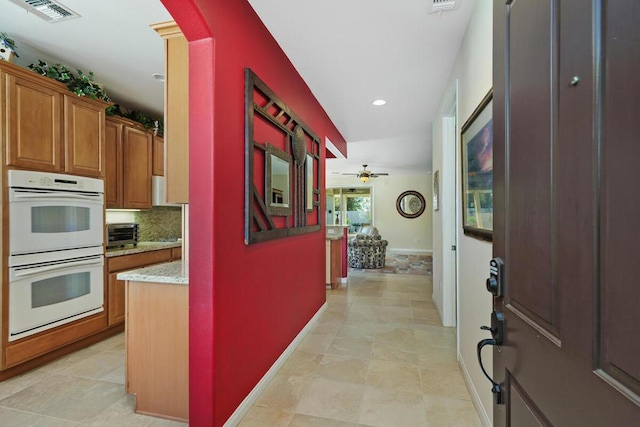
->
[491,1,640,425]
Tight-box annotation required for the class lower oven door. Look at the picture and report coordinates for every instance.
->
[9,255,104,342]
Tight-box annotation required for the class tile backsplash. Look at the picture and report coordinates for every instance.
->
[106,207,182,242]
[134,206,182,241]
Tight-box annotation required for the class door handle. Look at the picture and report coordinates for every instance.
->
[477,311,505,404]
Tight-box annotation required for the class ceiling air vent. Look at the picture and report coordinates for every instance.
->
[8,0,80,23]
[428,0,460,14]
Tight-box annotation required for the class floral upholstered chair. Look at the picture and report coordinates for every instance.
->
[347,226,388,269]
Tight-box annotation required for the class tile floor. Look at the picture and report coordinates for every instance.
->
[238,271,482,426]
[0,333,187,426]
[0,270,481,426]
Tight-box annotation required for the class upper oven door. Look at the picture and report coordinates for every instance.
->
[9,188,104,255]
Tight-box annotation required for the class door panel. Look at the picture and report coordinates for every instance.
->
[509,376,550,427]
[600,0,640,398]
[493,0,640,425]
[507,0,556,331]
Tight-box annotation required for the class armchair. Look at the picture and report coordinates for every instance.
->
[347,226,388,269]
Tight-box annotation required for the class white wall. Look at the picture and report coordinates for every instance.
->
[433,1,493,425]
[326,174,432,253]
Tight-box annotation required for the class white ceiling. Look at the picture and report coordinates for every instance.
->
[0,0,475,178]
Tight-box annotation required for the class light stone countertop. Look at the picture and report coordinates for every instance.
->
[105,241,182,257]
[326,235,343,241]
[117,260,188,285]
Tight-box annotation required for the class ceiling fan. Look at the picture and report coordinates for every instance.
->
[342,164,389,183]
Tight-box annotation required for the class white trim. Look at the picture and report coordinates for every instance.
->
[325,136,346,159]
[223,302,328,426]
[459,352,491,427]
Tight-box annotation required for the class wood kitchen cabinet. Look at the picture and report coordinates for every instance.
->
[152,21,189,203]
[106,248,180,326]
[105,116,152,209]
[126,279,188,421]
[123,125,152,209]
[152,134,164,176]
[1,60,106,177]
[64,95,105,177]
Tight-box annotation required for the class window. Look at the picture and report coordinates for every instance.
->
[326,187,372,234]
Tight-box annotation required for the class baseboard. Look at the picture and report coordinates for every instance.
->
[386,248,433,256]
[459,353,492,427]
[223,302,328,426]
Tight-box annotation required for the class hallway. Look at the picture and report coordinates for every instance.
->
[0,271,480,426]
[239,271,481,426]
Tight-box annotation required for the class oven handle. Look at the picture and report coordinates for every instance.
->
[11,191,103,202]
[13,257,103,278]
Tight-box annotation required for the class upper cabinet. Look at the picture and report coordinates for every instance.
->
[105,116,152,209]
[152,135,164,176]
[152,21,189,203]
[64,95,106,177]
[1,61,106,178]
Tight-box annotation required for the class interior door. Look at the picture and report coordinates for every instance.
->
[490,1,640,425]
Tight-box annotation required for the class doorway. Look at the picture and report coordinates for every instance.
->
[326,187,373,235]
[437,81,458,329]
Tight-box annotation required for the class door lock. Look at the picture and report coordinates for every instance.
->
[486,257,504,297]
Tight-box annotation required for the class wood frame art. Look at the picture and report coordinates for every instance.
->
[245,68,322,244]
[461,89,493,241]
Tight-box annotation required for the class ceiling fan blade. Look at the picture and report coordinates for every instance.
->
[341,173,359,176]
[371,173,389,177]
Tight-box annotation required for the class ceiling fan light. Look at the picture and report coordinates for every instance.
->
[360,175,370,183]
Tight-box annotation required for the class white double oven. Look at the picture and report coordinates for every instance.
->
[8,170,104,342]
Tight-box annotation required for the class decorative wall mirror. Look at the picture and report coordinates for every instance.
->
[306,154,314,211]
[245,68,322,244]
[267,145,292,216]
[396,190,426,219]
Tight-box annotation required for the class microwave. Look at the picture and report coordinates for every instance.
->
[107,223,139,248]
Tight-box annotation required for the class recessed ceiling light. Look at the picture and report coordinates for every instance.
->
[152,73,165,83]
[372,99,387,106]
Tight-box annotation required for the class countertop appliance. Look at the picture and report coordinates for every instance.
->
[8,170,105,342]
[107,223,139,248]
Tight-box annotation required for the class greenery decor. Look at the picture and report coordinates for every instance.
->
[107,104,164,136]
[28,59,163,136]
[0,32,19,57]
[28,60,110,102]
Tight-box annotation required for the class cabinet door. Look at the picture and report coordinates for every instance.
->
[107,272,125,326]
[105,119,123,208]
[4,73,63,171]
[123,126,152,209]
[152,135,164,176]
[64,95,105,177]
[165,31,189,203]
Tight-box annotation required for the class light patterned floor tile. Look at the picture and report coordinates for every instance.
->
[359,387,427,427]
[295,377,365,423]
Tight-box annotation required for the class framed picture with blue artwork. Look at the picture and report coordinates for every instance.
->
[461,89,493,241]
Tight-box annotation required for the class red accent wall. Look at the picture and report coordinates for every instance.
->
[160,1,347,425]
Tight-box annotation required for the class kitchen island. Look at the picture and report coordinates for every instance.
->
[118,260,189,422]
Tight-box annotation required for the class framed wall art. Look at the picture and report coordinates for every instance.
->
[244,68,322,245]
[461,90,493,241]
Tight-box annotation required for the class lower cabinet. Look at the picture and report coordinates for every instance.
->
[106,248,178,326]
[126,279,188,421]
